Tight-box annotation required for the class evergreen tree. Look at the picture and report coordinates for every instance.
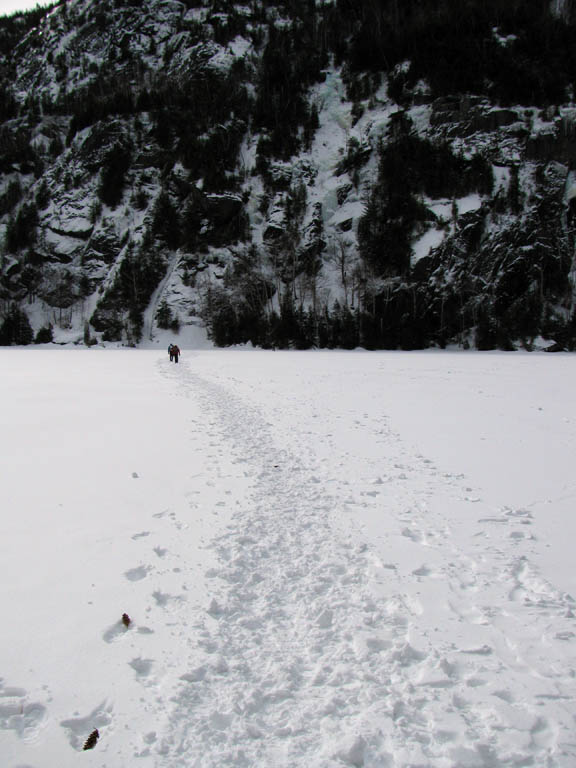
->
[4,202,39,253]
[0,305,34,345]
[98,141,131,209]
[156,299,173,329]
[35,324,54,344]
[35,178,51,210]
[151,192,179,250]
[206,286,237,346]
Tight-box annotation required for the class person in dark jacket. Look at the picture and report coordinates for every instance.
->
[171,344,181,363]
[168,343,174,361]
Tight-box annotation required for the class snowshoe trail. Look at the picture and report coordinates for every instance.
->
[155,359,576,767]
[158,361,395,765]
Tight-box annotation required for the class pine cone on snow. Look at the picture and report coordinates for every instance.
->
[122,613,131,627]
[83,729,99,750]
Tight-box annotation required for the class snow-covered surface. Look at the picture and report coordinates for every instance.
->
[456,194,483,215]
[411,228,445,265]
[425,198,453,222]
[493,165,511,195]
[2,349,576,767]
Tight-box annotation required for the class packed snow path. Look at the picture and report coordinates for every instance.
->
[157,353,576,767]
[1,350,576,768]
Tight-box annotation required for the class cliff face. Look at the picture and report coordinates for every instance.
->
[1,0,575,349]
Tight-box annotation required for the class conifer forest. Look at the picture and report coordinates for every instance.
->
[1,0,576,349]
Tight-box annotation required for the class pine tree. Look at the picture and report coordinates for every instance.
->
[156,299,173,329]
[0,305,34,345]
[151,192,179,250]
[98,142,131,209]
[35,325,54,344]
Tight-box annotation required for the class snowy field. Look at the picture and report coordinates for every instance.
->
[1,348,576,768]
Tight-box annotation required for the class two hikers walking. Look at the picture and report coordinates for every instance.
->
[168,343,181,363]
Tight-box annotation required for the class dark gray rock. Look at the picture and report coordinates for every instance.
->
[205,194,243,224]
[83,227,121,264]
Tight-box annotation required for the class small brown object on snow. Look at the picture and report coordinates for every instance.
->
[83,729,99,751]
[122,613,131,627]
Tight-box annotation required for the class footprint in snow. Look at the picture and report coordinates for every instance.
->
[60,700,112,751]
[0,683,27,698]
[412,564,439,578]
[493,689,515,703]
[152,590,184,607]
[401,527,424,543]
[131,531,151,540]
[180,666,207,683]
[103,616,154,642]
[103,619,131,643]
[459,644,493,655]
[124,565,152,581]
[505,507,534,524]
[129,658,154,679]
[0,683,47,743]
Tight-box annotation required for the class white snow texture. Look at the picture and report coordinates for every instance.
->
[1,348,575,768]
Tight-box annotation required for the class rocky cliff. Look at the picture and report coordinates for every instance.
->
[1,0,575,349]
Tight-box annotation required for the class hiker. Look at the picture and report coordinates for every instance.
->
[171,344,181,363]
[168,343,174,361]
